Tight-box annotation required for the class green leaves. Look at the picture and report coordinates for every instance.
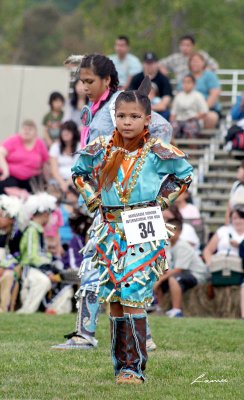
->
[1,0,244,67]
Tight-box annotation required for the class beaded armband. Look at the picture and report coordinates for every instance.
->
[156,174,192,209]
[73,175,101,212]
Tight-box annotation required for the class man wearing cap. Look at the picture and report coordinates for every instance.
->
[108,36,142,90]
[129,52,172,120]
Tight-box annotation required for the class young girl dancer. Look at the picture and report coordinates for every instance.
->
[54,54,172,350]
[72,77,193,383]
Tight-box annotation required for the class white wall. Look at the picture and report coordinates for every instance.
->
[0,65,70,141]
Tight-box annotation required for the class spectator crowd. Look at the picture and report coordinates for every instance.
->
[0,34,243,318]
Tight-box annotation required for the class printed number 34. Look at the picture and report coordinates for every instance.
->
[138,222,155,239]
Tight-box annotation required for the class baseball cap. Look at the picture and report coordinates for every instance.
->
[143,52,158,63]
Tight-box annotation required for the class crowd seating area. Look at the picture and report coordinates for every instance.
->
[0,63,243,318]
[174,69,244,236]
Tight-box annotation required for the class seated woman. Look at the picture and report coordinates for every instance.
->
[203,206,244,265]
[0,120,49,194]
[178,52,221,129]
[49,120,80,194]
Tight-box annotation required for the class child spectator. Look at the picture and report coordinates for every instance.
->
[17,193,60,314]
[170,74,208,138]
[0,195,22,312]
[43,92,65,148]
[154,218,209,317]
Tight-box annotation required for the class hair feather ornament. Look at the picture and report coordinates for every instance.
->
[64,55,84,66]
[19,193,57,230]
[0,195,22,219]
[137,75,152,96]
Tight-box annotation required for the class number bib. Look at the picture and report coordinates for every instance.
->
[121,206,168,245]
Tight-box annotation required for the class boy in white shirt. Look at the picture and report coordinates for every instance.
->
[170,74,208,138]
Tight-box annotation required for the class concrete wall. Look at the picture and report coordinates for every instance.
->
[0,65,70,141]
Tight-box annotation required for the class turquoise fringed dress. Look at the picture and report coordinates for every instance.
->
[72,136,193,308]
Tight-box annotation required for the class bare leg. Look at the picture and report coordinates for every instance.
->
[204,111,219,129]
[154,285,164,309]
[0,270,15,312]
[168,276,183,309]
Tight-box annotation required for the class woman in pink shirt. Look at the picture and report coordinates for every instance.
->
[0,120,49,194]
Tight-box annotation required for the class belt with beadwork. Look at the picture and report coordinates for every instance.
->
[100,202,158,223]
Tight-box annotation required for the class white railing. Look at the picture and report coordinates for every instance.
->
[171,69,244,106]
[214,69,244,104]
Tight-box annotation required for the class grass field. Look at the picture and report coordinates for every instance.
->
[0,313,243,400]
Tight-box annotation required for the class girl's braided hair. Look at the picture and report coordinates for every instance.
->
[78,54,119,110]
[115,75,152,115]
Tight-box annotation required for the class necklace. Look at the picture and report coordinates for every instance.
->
[114,138,156,204]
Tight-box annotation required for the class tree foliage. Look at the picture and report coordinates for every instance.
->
[17,4,61,65]
[1,0,244,68]
[0,0,27,63]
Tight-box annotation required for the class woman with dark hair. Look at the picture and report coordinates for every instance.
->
[63,80,87,129]
[49,120,80,193]
[203,207,244,265]
[78,53,120,147]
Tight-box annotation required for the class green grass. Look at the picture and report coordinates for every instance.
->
[0,314,243,400]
